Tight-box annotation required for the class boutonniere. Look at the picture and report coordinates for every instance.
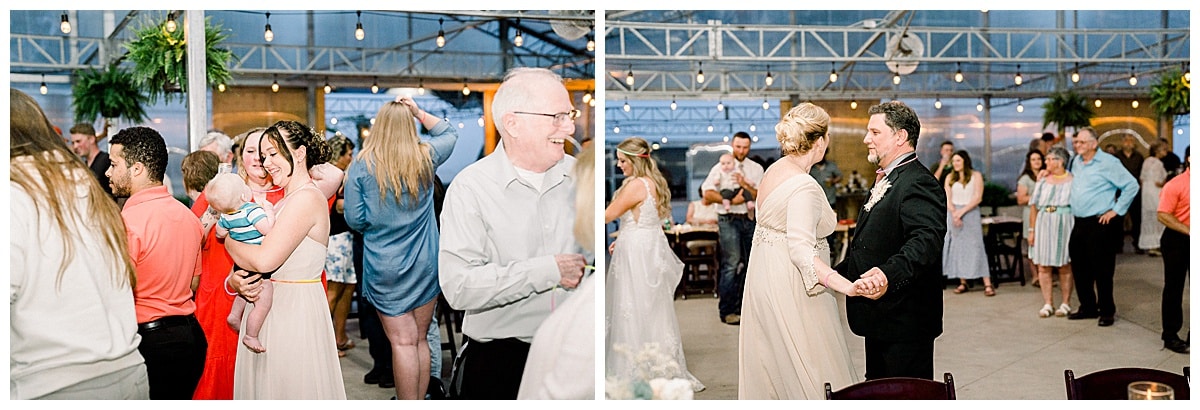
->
[864,177,892,212]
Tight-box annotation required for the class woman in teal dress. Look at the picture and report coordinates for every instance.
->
[1028,146,1075,318]
[344,96,459,400]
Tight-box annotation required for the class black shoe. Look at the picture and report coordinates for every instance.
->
[364,367,384,385]
[1067,310,1099,320]
[1098,316,1115,327]
[1164,339,1189,354]
[378,371,395,388]
[427,376,447,399]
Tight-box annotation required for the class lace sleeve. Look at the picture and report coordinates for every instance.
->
[786,182,828,296]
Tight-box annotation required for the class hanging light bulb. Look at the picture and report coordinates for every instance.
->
[355,11,365,41]
[436,18,446,48]
[893,73,901,85]
[1014,64,1023,86]
[626,65,634,86]
[613,124,620,134]
[749,124,757,132]
[717,100,724,112]
[217,83,226,93]
[478,116,485,127]
[166,12,177,33]
[417,78,425,95]
[934,96,942,110]
[1071,63,1080,83]
[371,77,379,94]
[1183,63,1190,83]
[1017,102,1024,113]
[976,100,984,112]
[696,62,705,84]
[850,99,858,110]
[461,80,470,96]
[623,98,631,112]
[323,78,332,94]
[1128,66,1137,86]
[1132,100,1139,109]
[588,98,595,107]
[762,98,769,110]
[39,74,48,95]
[458,122,465,129]
[722,135,730,142]
[582,90,592,104]
[829,62,838,83]
[1094,98,1102,108]
[60,12,71,34]
[954,63,964,83]
[670,96,677,111]
[264,12,274,42]
[271,76,279,92]
[765,65,774,87]
[586,24,595,52]
[513,18,523,47]
[707,124,714,133]
[661,137,668,144]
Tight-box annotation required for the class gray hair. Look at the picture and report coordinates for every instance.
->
[1046,146,1071,163]
[199,131,233,157]
[491,67,563,137]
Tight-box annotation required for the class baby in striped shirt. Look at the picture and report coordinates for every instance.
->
[205,173,276,353]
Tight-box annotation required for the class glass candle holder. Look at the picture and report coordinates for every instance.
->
[1127,381,1174,400]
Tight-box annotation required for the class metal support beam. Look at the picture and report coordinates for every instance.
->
[186,10,208,152]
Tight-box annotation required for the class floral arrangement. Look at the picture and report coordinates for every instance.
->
[605,342,695,400]
[864,176,891,212]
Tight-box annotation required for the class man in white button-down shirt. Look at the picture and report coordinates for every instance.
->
[438,67,589,399]
[702,132,764,325]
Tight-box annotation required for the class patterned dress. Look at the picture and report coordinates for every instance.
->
[1029,176,1074,267]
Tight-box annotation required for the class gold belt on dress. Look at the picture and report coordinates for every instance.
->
[1042,205,1070,213]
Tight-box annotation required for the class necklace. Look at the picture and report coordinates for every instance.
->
[1051,172,1069,179]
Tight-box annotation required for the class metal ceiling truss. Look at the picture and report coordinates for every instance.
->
[608,105,779,137]
[605,21,1189,100]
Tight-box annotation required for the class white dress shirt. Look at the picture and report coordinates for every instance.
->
[701,157,765,215]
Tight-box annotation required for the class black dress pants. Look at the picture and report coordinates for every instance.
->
[137,315,207,400]
[449,337,530,399]
[1069,215,1122,316]
[1160,228,1189,341]
[864,337,935,380]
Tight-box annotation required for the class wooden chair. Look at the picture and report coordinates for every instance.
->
[984,220,1025,286]
[825,373,956,400]
[674,230,720,299]
[1064,367,1190,399]
[436,293,463,361]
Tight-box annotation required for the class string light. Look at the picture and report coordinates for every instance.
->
[716,100,724,112]
[582,90,592,104]
[271,75,279,92]
[323,77,332,94]
[623,98,631,112]
[661,137,668,144]
[1071,63,1080,83]
[263,12,274,42]
[1014,64,1022,86]
[166,12,177,33]
[1132,100,1139,109]
[331,117,338,125]
[1094,98,1102,108]
[762,98,769,110]
[461,80,470,95]
[893,73,901,85]
[1128,66,1137,86]
[436,18,446,48]
[670,96,677,111]
[478,116,485,127]
[1183,63,1190,83]
[217,83,226,92]
[696,62,705,84]
[626,65,634,86]
[829,62,838,83]
[765,65,774,87]
[586,24,595,52]
[39,74,48,95]
[954,63,964,83]
[60,12,71,34]
[371,77,379,94]
[513,18,523,47]
[934,96,942,110]
[850,99,858,110]
[355,11,365,41]
[976,100,984,112]
[722,135,729,142]
[749,124,757,132]
[613,124,620,134]
[1017,101,1024,113]
[707,124,714,133]
[588,97,595,107]
[417,78,425,95]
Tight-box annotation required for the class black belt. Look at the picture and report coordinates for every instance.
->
[719,213,750,220]
[138,314,195,333]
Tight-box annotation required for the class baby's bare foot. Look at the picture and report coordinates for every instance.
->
[227,314,241,332]
[243,335,266,353]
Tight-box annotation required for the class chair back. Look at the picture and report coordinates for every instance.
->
[1065,367,1190,400]
[825,373,956,400]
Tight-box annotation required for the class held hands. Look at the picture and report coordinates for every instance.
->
[554,254,587,289]
[854,267,889,300]
[228,269,264,303]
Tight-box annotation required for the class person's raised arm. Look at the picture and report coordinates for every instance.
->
[225,189,323,273]
[309,163,344,200]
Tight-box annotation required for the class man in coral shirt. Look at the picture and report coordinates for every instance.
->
[1156,146,1189,354]
[108,126,207,399]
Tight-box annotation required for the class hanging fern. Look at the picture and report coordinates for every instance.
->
[1041,91,1094,135]
[1150,68,1190,119]
[124,16,234,104]
[71,63,150,124]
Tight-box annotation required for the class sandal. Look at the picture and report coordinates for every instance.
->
[1055,304,1071,317]
[337,340,356,351]
[338,350,347,358]
[984,285,996,297]
[953,284,969,294]
[1039,304,1053,318]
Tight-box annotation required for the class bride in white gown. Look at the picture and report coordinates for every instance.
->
[604,137,705,394]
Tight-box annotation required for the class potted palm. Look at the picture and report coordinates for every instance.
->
[1150,68,1190,121]
[70,63,150,125]
[1041,90,1094,137]
[124,15,234,103]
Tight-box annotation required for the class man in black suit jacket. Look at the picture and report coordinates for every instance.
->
[834,101,947,380]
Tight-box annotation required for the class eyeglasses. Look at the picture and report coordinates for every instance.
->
[513,109,581,127]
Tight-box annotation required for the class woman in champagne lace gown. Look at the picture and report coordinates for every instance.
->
[739,103,868,399]
[226,122,346,399]
[605,138,704,394]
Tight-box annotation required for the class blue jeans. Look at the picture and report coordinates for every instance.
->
[428,310,442,380]
[717,213,755,318]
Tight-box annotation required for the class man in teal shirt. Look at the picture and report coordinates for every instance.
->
[1066,127,1139,327]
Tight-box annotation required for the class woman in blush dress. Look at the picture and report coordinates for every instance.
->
[344,96,459,400]
[226,121,346,399]
[605,137,705,394]
[739,103,872,399]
